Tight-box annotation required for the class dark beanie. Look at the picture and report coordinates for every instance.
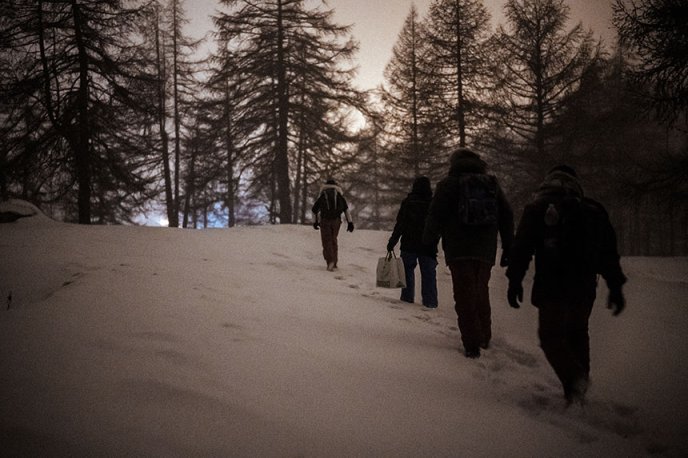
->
[450,147,480,165]
[449,147,486,173]
[411,176,432,198]
[547,164,578,178]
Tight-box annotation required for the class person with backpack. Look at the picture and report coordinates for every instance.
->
[506,165,626,405]
[312,178,354,271]
[423,148,514,358]
[387,176,439,308]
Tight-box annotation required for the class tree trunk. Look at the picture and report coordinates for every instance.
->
[410,13,420,174]
[71,0,92,224]
[455,0,466,147]
[300,152,309,224]
[155,11,175,227]
[225,79,236,228]
[182,137,198,228]
[170,0,181,227]
[275,0,293,223]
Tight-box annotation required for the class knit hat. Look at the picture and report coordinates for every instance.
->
[547,164,578,179]
[539,164,583,198]
[411,176,432,199]
[449,147,487,174]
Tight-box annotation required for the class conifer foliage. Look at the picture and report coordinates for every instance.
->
[491,0,597,174]
[424,0,493,148]
[213,0,363,224]
[1,0,157,223]
[380,5,442,194]
[0,0,684,254]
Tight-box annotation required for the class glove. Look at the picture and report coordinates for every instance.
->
[387,241,395,253]
[313,222,319,230]
[607,287,625,316]
[499,250,510,267]
[507,282,523,309]
[347,222,354,232]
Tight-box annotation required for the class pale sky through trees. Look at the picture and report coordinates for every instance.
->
[184,0,616,90]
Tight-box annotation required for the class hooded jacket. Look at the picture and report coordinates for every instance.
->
[506,168,626,306]
[423,149,514,265]
[312,183,351,222]
[388,177,438,257]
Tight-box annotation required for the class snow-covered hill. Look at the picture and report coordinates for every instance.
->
[1,208,686,456]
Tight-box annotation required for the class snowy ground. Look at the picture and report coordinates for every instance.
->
[1,200,687,456]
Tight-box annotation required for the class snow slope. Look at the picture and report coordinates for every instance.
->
[1,210,687,456]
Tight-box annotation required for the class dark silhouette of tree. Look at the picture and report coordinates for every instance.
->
[1,0,158,223]
[168,0,201,227]
[424,0,492,147]
[147,1,176,228]
[380,5,444,195]
[214,0,363,224]
[613,0,688,124]
[492,0,598,180]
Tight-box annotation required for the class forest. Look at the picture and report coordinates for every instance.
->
[1,0,686,255]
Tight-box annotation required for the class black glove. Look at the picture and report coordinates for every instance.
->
[347,221,354,232]
[387,241,395,253]
[499,250,510,267]
[507,282,523,309]
[313,222,319,230]
[607,287,625,316]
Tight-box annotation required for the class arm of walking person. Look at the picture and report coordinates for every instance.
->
[345,209,354,232]
[387,201,405,252]
[496,184,515,266]
[595,203,627,315]
[422,181,449,245]
[505,203,539,308]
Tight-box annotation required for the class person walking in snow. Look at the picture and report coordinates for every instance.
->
[387,176,439,308]
[312,178,354,271]
[423,148,514,358]
[506,165,626,405]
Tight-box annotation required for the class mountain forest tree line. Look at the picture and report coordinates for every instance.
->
[1,0,686,255]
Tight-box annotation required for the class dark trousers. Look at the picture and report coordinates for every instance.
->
[400,251,438,307]
[447,259,492,351]
[320,218,341,265]
[537,296,594,397]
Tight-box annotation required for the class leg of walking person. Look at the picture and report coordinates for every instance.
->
[400,251,417,303]
[538,301,587,401]
[448,259,482,357]
[418,255,438,308]
[475,262,492,348]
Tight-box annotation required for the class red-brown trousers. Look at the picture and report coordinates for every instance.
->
[320,218,341,266]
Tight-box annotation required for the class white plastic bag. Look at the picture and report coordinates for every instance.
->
[376,251,406,288]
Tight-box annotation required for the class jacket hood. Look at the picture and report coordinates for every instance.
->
[410,176,432,200]
[449,148,487,175]
[320,183,343,196]
[536,168,584,199]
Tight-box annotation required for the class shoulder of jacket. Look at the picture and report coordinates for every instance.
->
[582,197,610,218]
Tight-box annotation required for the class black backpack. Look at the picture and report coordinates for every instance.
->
[318,188,346,220]
[542,196,604,271]
[457,173,498,226]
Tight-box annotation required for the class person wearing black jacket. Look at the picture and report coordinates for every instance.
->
[506,165,626,405]
[387,177,439,308]
[424,148,514,358]
[312,179,354,271]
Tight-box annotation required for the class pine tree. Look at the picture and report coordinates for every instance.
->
[213,0,363,224]
[613,0,688,124]
[424,0,493,148]
[381,5,443,196]
[492,0,597,176]
[1,0,158,223]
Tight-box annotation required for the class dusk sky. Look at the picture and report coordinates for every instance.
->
[185,0,616,90]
